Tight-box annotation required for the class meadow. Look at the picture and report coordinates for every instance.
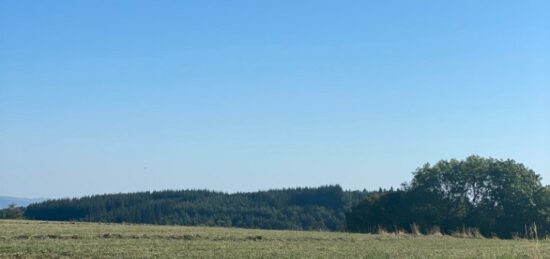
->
[1,220,549,258]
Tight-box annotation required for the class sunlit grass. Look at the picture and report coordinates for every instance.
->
[1,220,548,258]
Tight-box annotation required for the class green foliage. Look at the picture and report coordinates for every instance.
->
[18,155,550,239]
[347,156,550,238]
[24,185,369,231]
[0,204,24,219]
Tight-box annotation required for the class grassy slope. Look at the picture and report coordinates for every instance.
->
[0,220,548,258]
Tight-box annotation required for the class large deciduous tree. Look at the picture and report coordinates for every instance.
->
[348,156,550,238]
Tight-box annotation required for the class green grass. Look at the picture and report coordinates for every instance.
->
[1,220,548,258]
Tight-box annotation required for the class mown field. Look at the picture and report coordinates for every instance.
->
[1,220,549,258]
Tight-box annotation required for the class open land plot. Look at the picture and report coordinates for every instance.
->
[1,220,549,258]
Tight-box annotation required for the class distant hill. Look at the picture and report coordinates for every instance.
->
[23,185,371,231]
[0,196,46,209]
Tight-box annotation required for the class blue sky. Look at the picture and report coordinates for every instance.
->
[1,0,549,198]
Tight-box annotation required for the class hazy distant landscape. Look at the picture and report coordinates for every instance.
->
[0,197,46,209]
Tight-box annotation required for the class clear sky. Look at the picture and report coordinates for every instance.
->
[1,0,549,198]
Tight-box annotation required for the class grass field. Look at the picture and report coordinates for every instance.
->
[1,220,549,258]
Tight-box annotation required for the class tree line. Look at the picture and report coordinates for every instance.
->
[17,185,369,231]
[2,156,548,238]
[346,156,550,238]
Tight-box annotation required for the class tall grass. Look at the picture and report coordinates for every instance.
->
[451,226,484,239]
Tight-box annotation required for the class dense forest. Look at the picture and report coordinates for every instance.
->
[3,156,549,238]
[346,156,550,238]
[20,185,370,231]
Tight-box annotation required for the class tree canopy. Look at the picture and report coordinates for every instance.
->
[347,156,550,238]
[21,185,370,231]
